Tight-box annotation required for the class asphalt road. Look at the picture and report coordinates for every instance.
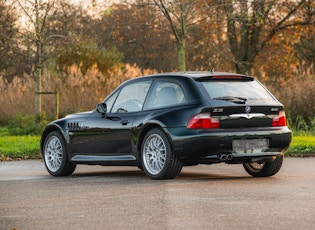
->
[0,158,314,230]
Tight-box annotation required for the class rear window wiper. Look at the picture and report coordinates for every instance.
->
[213,96,247,104]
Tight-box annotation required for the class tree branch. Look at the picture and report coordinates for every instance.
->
[259,0,306,52]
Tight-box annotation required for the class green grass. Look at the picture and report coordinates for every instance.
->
[0,127,314,160]
[0,128,41,160]
[0,127,8,136]
[287,135,315,157]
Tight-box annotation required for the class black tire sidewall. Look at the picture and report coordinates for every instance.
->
[243,155,283,177]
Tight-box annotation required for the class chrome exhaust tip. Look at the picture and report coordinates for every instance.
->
[218,153,233,161]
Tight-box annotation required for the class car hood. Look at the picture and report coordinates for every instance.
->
[64,111,93,119]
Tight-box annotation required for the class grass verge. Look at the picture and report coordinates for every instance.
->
[0,135,41,161]
[286,135,315,157]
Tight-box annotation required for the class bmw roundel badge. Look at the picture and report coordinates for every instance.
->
[245,106,251,114]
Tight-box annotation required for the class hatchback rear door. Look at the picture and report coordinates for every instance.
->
[197,75,284,129]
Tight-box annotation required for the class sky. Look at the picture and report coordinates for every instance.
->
[71,0,117,8]
[13,0,116,29]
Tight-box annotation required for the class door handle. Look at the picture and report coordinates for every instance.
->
[121,120,130,125]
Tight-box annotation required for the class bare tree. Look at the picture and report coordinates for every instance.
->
[15,0,60,116]
[219,0,315,74]
[130,0,203,71]
[0,1,21,80]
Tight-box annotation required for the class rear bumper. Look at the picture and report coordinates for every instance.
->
[198,153,283,165]
[167,126,292,161]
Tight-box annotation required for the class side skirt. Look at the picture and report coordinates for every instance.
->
[71,155,138,166]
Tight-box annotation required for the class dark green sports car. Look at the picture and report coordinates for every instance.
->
[41,71,292,179]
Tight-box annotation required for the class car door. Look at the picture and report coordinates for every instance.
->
[72,80,152,156]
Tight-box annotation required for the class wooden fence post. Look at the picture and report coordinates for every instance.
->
[36,91,59,119]
[55,92,59,119]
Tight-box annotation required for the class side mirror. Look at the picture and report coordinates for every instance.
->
[96,103,107,115]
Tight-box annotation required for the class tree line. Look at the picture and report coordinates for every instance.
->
[0,0,315,118]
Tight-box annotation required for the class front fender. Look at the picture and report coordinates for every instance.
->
[40,121,69,155]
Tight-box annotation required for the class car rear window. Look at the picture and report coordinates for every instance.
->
[201,80,274,101]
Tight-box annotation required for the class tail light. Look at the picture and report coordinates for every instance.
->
[272,111,287,127]
[187,113,220,129]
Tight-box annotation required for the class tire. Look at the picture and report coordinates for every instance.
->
[243,155,283,177]
[141,128,182,180]
[43,131,76,176]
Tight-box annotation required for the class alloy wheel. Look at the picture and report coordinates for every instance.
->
[143,133,166,175]
[44,136,63,173]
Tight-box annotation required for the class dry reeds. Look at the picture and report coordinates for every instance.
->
[266,72,315,126]
[1,65,314,127]
[0,75,34,123]
[0,64,157,123]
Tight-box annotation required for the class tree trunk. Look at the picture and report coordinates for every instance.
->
[177,38,186,71]
[34,0,42,116]
[34,53,42,116]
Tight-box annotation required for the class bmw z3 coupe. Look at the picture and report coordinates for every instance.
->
[41,71,292,179]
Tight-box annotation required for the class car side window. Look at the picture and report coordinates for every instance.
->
[111,81,152,113]
[146,82,186,109]
[104,91,119,113]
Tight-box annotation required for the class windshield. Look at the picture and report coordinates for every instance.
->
[201,80,274,101]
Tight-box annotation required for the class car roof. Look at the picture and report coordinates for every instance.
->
[139,71,251,80]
